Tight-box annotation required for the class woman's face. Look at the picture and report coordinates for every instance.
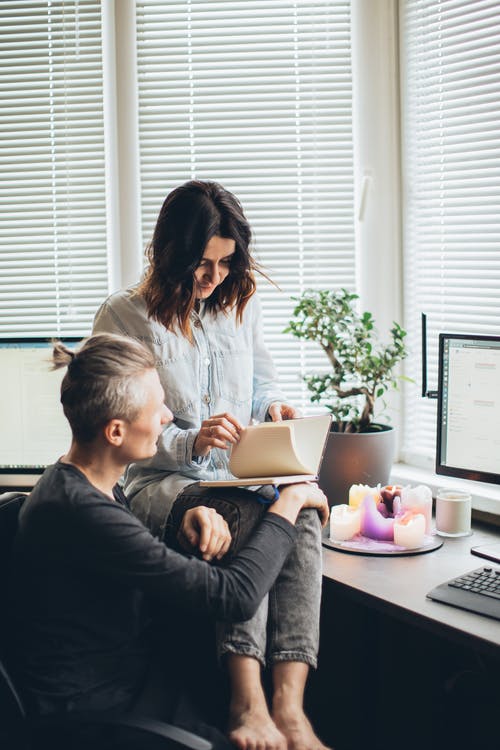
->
[194,235,235,300]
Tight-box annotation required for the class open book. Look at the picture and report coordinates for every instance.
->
[199,414,332,487]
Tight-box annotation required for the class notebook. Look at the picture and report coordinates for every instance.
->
[199,414,332,487]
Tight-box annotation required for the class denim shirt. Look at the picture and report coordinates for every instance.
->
[92,286,285,509]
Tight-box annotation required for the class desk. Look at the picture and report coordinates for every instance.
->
[308,521,500,750]
[321,521,500,657]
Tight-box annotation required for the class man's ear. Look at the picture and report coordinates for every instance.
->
[104,419,126,446]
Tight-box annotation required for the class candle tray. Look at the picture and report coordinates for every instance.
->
[322,529,443,556]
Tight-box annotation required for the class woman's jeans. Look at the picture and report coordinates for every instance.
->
[165,484,322,669]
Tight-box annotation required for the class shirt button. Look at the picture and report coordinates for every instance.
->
[204,357,210,366]
[193,319,202,329]
[203,394,211,405]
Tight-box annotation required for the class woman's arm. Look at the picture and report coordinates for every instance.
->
[271,483,329,527]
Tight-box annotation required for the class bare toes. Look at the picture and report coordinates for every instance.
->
[228,708,287,750]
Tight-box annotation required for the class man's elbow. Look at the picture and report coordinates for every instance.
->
[219,590,262,623]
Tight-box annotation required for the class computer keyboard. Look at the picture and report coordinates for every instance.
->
[427,565,500,621]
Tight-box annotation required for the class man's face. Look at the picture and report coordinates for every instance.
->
[121,369,172,462]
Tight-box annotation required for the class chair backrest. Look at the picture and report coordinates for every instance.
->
[0,492,26,574]
[0,492,30,750]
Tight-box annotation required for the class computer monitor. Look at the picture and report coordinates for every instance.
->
[0,337,81,483]
[436,333,500,485]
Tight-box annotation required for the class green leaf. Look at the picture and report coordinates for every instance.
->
[286,287,408,430]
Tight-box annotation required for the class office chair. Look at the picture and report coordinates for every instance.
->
[0,491,212,750]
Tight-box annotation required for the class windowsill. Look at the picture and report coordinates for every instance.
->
[390,462,500,525]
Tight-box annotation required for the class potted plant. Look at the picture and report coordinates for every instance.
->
[285,288,409,505]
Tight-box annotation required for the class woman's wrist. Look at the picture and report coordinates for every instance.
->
[268,485,302,525]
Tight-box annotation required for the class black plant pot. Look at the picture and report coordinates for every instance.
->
[318,423,396,507]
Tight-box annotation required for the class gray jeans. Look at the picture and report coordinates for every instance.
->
[164,484,322,669]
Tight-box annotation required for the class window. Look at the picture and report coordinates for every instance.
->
[0,0,109,336]
[400,0,500,469]
[135,0,356,409]
[4,1,498,497]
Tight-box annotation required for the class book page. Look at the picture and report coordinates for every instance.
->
[229,422,313,478]
[228,415,331,479]
[291,414,332,473]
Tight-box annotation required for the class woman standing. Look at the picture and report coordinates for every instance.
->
[93,181,329,750]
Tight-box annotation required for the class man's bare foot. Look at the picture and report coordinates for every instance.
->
[273,705,331,750]
[228,704,287,750]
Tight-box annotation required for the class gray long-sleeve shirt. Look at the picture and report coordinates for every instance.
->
[8,461,296,715]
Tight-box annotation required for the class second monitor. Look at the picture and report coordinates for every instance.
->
[436,332,500,486]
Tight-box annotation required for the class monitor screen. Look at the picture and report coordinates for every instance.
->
[0,338,81,475]
[436,333,500,485]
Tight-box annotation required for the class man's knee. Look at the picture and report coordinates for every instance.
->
[166,485,266,560]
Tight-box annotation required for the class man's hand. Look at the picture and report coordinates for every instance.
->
[177,506,232,561]
[193,412,243,457]
[267,402,302,422]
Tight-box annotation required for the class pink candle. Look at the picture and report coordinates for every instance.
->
[401,485,432,534]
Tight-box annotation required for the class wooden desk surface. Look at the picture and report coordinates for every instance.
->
[321,521,500,657]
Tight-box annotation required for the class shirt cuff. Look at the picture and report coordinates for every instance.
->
[182,427,210,468]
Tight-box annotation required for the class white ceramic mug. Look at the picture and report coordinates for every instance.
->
[435,489,472,537]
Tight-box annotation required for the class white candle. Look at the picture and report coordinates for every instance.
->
[400,485,433,533]
[393,513,426,548]
[435,489,472,537]
[330,504,361,541]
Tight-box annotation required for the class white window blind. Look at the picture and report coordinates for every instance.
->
[0,0,109,336]
[400,0,500,468]
[135,0,355,410]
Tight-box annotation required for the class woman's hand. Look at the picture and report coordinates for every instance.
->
[267,402,302,421]
[177,506,232,562]
[270,482,330,528]
[193,412,243,457]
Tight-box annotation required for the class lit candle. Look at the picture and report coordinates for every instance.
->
[393,512,426,548]
[349,484,379,509]
[360,495,395,541]
[401,485,432,534]
[329,504,361,541]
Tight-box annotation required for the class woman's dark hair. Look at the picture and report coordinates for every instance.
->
[139,180,262,337]
[52,333,156,443]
